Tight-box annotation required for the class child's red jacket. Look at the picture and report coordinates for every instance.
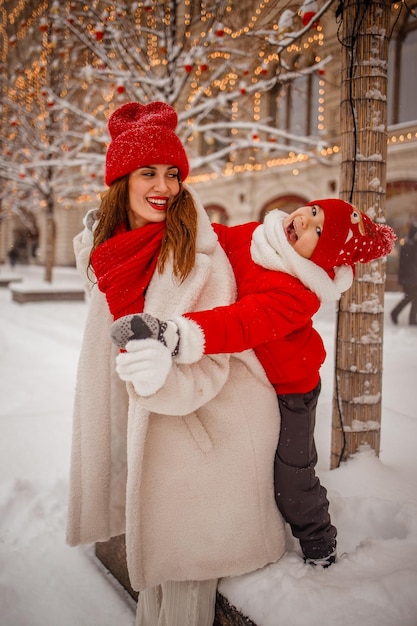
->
[184,221,326,395]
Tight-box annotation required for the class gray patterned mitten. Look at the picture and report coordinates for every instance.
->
[110,313,180,356]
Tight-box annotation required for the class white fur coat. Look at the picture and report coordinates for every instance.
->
[66,187,286,591]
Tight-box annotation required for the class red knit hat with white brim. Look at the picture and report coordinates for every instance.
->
[308,199,396,273]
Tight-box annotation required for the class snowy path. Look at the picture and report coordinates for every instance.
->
[0,265,416,626]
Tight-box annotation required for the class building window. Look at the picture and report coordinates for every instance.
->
[270,71,320,148]
[386,180,417,286]
[388,6,417,125]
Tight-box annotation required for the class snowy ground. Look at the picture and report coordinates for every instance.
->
[0,263,416,626]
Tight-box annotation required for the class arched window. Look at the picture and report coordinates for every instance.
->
[259,194,307,221]
[205,204,228,225]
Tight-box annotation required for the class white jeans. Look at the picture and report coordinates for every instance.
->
[136,579,218,626]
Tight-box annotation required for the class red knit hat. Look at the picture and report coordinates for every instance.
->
[309,199,396,272]
[105,101,190,186]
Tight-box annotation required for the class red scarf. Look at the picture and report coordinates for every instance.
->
[91,221,166,320]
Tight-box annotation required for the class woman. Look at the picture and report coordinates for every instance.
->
[66,101,286,626]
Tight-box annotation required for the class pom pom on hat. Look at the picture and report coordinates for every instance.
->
[309,198,396,272]
[105,101,189,186]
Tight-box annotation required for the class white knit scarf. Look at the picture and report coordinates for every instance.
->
[251,210,353,304]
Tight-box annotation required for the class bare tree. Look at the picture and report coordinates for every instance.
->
[331,0,394,468]
[0,0,336,280]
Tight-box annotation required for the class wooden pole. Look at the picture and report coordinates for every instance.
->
[330,0,393,469]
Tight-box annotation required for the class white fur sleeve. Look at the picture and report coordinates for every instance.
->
[171,315,206,364]
[130,353,231,416]
[73,232,95,295]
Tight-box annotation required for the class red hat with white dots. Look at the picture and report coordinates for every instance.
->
[308,199,396,272]
[105,101,190,186]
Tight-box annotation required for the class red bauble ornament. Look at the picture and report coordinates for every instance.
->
[184,64,193,73]
[215,25,224,37]
[302,11,318,27]
[301,1,319,27]
[95,24,104,40]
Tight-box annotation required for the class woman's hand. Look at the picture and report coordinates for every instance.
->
[115,338,172,397]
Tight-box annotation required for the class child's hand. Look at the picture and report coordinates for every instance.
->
[110,313,179,356]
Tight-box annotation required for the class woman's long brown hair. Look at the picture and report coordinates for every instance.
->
[88,176,197,282]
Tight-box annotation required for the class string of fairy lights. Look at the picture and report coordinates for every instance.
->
[0,0,415,191]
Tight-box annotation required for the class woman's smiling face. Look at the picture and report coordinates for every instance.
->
[127,164,180,229]
[282,204,325,259]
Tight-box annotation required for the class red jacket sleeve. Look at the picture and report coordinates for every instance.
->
[184,223,321,355]
[185,281,319,354]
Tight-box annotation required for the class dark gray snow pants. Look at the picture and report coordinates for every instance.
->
[274,381,337,560]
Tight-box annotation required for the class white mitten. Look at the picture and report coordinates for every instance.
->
[115,338,173,397]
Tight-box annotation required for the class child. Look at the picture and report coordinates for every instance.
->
[111,198,396,567]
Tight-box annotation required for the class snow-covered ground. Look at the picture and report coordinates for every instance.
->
[1,264,416,626]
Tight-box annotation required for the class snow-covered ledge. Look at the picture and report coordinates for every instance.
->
[10,281,85,303]
[0,274,22,288]
[5,266,85,303]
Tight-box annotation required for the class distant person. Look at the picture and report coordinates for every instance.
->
[391,223,417,326]
[7,246,18,268]
[31,241,39,260]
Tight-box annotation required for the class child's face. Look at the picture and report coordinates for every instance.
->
[283,204,324,259]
